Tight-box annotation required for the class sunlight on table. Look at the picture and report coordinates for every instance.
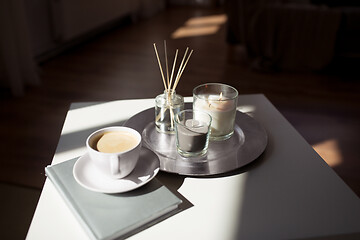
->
[312,139,342,167]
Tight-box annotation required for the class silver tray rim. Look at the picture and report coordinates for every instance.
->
[124,103,268,176]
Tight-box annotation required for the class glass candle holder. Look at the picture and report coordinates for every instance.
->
[193,83,238,141]
[155,90,184,134]
[175,110,212,157]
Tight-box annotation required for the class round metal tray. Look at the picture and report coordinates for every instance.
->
[124,104,267,176]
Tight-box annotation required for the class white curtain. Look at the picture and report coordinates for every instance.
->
[0,0,40,96]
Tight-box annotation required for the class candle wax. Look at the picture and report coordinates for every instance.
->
[193,94,236,137]
[176,119,208,153]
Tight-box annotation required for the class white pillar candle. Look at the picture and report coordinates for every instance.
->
[193,94,237,139]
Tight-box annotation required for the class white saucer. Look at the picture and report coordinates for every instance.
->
[73,148,160,194]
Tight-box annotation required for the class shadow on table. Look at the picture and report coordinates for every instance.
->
[191,147,269,180]
[227,126,360,239]
[296,232,360,240]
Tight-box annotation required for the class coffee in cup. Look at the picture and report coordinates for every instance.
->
[96,131,139,153]
[86,126,142,179]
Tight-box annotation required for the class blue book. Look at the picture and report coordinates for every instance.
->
[45,158,182,240]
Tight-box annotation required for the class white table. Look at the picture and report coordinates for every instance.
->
[27,94,360,240]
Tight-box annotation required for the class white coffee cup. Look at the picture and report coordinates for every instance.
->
[86,126,142,179]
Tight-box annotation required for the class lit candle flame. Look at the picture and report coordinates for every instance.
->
[207,92,223,108]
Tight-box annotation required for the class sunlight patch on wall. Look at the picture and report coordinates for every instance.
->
[185,14,227,26]
[312,139,342,167]
[171,14,227,39]
[172,25,220,39]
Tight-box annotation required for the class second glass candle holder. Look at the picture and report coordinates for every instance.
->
[155,90,184,134]
[175,109,212,157]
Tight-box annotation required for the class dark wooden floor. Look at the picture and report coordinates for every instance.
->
[1,6,359,197]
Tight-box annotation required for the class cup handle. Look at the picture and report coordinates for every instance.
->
[110,155,120,176]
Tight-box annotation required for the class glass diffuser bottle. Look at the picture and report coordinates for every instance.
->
[155,90,184,134]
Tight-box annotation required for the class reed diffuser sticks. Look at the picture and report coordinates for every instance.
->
[153,41,193,95]
[153,41,193,133]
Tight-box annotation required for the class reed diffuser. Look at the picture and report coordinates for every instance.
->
[153,41,193,134]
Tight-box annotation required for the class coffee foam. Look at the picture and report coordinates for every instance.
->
[96,131,138,153]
